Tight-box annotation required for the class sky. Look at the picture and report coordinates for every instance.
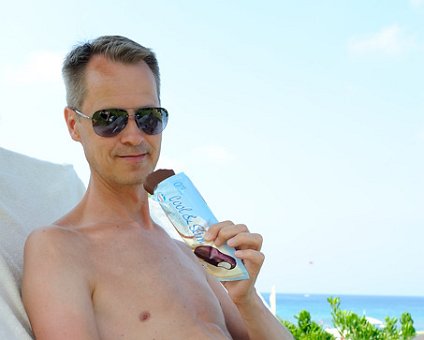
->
[0,0,423,296]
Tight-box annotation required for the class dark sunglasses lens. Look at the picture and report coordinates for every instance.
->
[92,109,128,137]
[135,108,168,135]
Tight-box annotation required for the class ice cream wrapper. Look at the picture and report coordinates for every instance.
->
[151,172,249,281]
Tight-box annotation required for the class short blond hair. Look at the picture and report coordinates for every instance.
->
[62,35,160,109]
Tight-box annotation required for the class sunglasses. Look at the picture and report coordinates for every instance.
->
[72,107,169,137]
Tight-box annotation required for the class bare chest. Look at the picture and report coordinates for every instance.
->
[83,227,229,339]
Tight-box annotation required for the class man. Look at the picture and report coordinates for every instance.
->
[22,35,292,339]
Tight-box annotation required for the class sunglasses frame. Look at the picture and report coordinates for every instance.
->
[71,107,168,137]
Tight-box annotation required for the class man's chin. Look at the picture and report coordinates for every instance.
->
[115,176,145,187]
[116,172,152,188]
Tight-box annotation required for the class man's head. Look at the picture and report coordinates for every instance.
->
[62,36,165,187]
[62,35,160,109]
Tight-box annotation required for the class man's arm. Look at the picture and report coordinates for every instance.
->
[22,227,100,340]
[206,222,293,340]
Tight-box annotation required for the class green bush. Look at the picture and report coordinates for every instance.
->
[280,297,416,340]
[282,310,334,340]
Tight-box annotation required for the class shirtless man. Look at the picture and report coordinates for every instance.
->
[22,35,292,340]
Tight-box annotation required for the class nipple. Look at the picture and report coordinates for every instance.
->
[139,311,151,322]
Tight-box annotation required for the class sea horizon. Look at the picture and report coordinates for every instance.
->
[261,291,424,298]
[260,292,424,331]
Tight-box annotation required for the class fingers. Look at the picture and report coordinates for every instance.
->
[229,233,263,251]
[204,221,264,276]
[235,249,265,270]
[205,221,263,250]
[222,249,265,300]
[208,222,266,305]
[205,221,248,246]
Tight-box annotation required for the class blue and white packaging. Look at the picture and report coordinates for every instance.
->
[151,172,249,281]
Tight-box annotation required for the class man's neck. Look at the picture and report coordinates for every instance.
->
[76,176,153,228]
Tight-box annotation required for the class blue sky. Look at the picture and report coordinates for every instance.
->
[0,1,423,296]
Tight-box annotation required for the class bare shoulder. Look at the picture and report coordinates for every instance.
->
[24,225,91,281]
[26,224,78,243]
[23,226,99,339]
[25,225,86,259]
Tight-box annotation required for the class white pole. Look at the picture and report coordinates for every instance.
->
[269,285,277,316]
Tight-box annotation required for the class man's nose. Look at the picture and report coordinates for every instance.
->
[119,115,144,145]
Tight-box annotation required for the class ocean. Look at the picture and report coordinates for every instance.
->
[260,293,424,331]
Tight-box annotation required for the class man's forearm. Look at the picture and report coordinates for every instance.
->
[235,293,293,340]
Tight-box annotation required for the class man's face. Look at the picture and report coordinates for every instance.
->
[68,55,162,187]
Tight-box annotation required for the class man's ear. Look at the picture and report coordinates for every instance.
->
[64,107,81,142]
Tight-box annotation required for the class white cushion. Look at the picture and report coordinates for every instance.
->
[0,147,85,339]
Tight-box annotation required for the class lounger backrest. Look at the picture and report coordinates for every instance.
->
[0,148,85,339]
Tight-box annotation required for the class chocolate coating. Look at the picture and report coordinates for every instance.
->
[194,245,236,270]
[144,169,175,194]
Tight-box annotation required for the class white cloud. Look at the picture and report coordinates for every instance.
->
[417,128,424,141]
[347,24,415,57]
[410,0,424,8]
[191,145,235,165]
[5,50,64,85]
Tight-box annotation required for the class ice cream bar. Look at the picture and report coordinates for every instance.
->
[194,245,237,270]
[144,169,249,281]
[144,169,175,195]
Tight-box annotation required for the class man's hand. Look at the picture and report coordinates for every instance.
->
[204,221,264,307]
[205,221,294,339]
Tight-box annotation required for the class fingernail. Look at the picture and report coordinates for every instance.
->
[204,231,211,240]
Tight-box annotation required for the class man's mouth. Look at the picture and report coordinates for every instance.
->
[118,153,148,161]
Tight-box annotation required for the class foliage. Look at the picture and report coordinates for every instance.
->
[328,297,416,339]
[281,310,334,340]
[280,297,416,340]
[400,312,416,339]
